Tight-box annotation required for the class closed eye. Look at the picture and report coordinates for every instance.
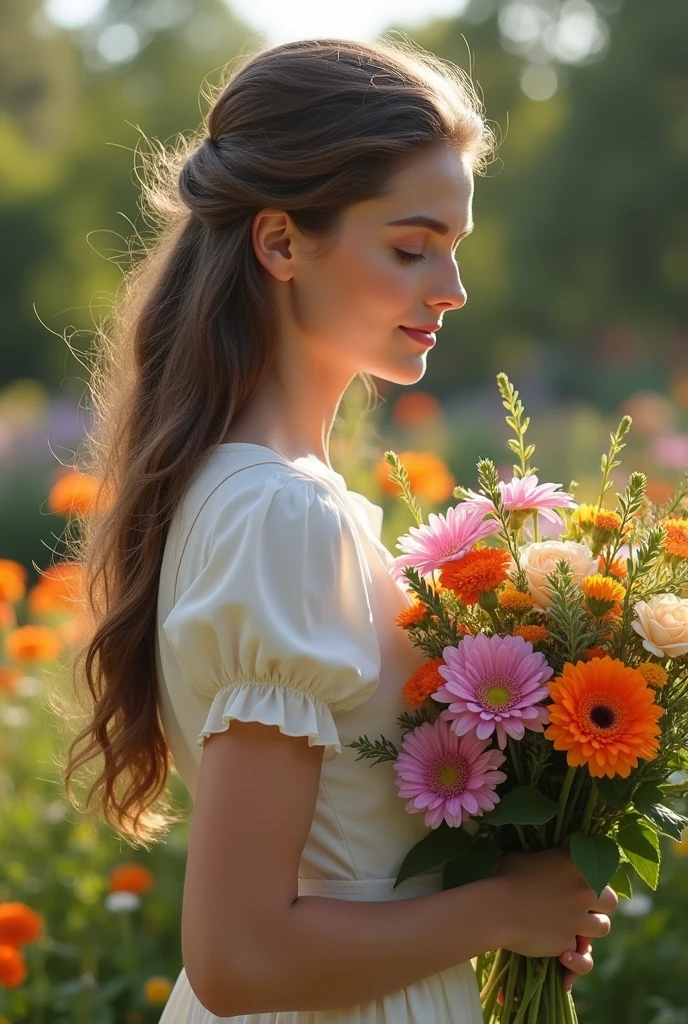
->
[394,248,426,263]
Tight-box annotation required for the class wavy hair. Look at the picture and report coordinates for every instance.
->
[56,35,496,848]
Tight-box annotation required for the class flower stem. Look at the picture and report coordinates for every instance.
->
[553,766,577,844]
[580,780,599,834]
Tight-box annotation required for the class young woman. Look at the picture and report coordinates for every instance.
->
[63,37,617,1023]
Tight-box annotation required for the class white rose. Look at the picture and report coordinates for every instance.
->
[520,540,599,611]
[632,594,688,659]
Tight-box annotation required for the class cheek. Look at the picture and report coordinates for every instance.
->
[329,243,414,320]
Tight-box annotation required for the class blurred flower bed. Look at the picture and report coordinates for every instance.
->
[0,377,686,1021]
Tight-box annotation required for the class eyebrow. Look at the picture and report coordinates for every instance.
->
[385,215,474,241]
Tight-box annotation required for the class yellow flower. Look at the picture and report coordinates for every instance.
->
[572,504,597,527]
[635,663,668,689]
[144,976,174,1005]
[594,509,623,532]
[498,585,534,612]
[581,573,626,617]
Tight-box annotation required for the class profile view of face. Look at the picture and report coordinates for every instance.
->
[254,141,475,389]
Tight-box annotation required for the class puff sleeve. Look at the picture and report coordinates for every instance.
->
[161,473,381,761]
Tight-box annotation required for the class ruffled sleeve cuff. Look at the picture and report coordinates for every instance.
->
[196,680,343,761]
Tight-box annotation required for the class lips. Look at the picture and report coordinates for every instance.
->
[399,326,436,347]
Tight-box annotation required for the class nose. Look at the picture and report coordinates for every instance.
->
[428,265,467,312]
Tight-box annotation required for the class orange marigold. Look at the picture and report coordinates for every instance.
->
[498,586,534,612]
[0,944,26,988]
[635,663,668,689]
[395,601,427,628]
[661,518,688,559]
[5,625,64,663]
[513,625,549,645]
[403,658,445,709]
[600,556,628,578]
[594,510,623,532]
[47,470,107,517]
[376,452,455,503]
[108,864,155,895]
[0,560,28,604]
[544,656,664,778]
[439,548,511,606]
[0,904,43,946]
[581,573,626,605]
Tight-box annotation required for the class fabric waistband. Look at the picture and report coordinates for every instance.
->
[296,870,445,902]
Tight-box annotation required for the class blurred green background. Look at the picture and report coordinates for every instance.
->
[1,0,687,1020]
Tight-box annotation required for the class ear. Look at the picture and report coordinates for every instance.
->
[251,209,297,282]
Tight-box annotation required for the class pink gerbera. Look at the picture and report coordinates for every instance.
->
[434,633,553,749]
[389,504,499,582]
[462,475,577,525]
[393,717,507,829]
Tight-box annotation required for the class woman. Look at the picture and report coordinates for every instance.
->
[62,36,616,1023]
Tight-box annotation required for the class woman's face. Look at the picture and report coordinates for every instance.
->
[284,142,474,387]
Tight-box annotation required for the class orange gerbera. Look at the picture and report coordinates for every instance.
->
[403,658,445,708]
[395,600,427,628]
[544,656,664,778]
[513,625,549,645]
[0,560,28,604]
[376,452,455,503]
[0,944,26,988]
[108,864,155,895]
[0,904,43,946]
[439,548,511,606]
[661,518,688,559]
[5,625,64,663]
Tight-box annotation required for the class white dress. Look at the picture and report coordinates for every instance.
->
[155,443,483,1024]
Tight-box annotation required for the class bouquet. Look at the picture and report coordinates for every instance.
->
[348,373,688,1024]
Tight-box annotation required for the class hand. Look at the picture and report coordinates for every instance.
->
[559,935,594,992]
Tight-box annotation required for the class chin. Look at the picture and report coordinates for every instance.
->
[375,359,429,387]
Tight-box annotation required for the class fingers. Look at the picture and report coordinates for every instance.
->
[591,885,619,914]
[580,911,611,938]
[560,937,594,992]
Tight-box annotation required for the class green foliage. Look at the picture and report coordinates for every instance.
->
[394,822,475,886]
[570,831,621,899]
[482,786,559,826]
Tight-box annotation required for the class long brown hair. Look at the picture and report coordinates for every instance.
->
[56,35,495,848]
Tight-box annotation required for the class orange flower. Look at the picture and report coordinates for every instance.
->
[47,470,106,517]
[390,391,442,427]
[544,657,664,778]
[0,904,43,946]
[144,976,174,1005]
[498,586,534,612]
[661,518,688,559]
[0,666,21,694]
[108,864,155,895]
[0,944,26,988]
[635,663,668,689]
[594,510,622,532]
[600,555,628,578]
[0,602,17,630]
[27,562,84,616]
[583,647,607,661]
[396,600,428,628]
[403,658,445,708]
[646,478,674,505]
[513,625,549,645]
[439,548,511,606]
[5,625,63,663]
[376,452,455,503]
[0,561,28,604]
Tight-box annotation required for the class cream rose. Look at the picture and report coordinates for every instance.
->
[519,540,599,611]
[632,594,688,659]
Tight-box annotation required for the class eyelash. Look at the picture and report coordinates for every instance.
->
[394,248,461,267]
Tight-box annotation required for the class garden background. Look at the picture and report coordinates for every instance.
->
[1,0,687,1020]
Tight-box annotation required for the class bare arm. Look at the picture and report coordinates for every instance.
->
[183,721,614,1018]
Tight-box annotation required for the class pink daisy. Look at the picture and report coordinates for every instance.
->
[389,504,500,582]
[393,717,507,829]
[462,475,577,525]
[433,633,553,749]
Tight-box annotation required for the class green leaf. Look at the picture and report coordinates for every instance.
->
[394,823,475,887]
[482,786,559,826]
[443,837,500,889]
[616,817,661,890]
[596,775,636,810]
[609,861,634,900]
[633,783,688,841]
[570,832,621,898]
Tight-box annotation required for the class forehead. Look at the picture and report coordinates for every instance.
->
[379,144,474,224]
